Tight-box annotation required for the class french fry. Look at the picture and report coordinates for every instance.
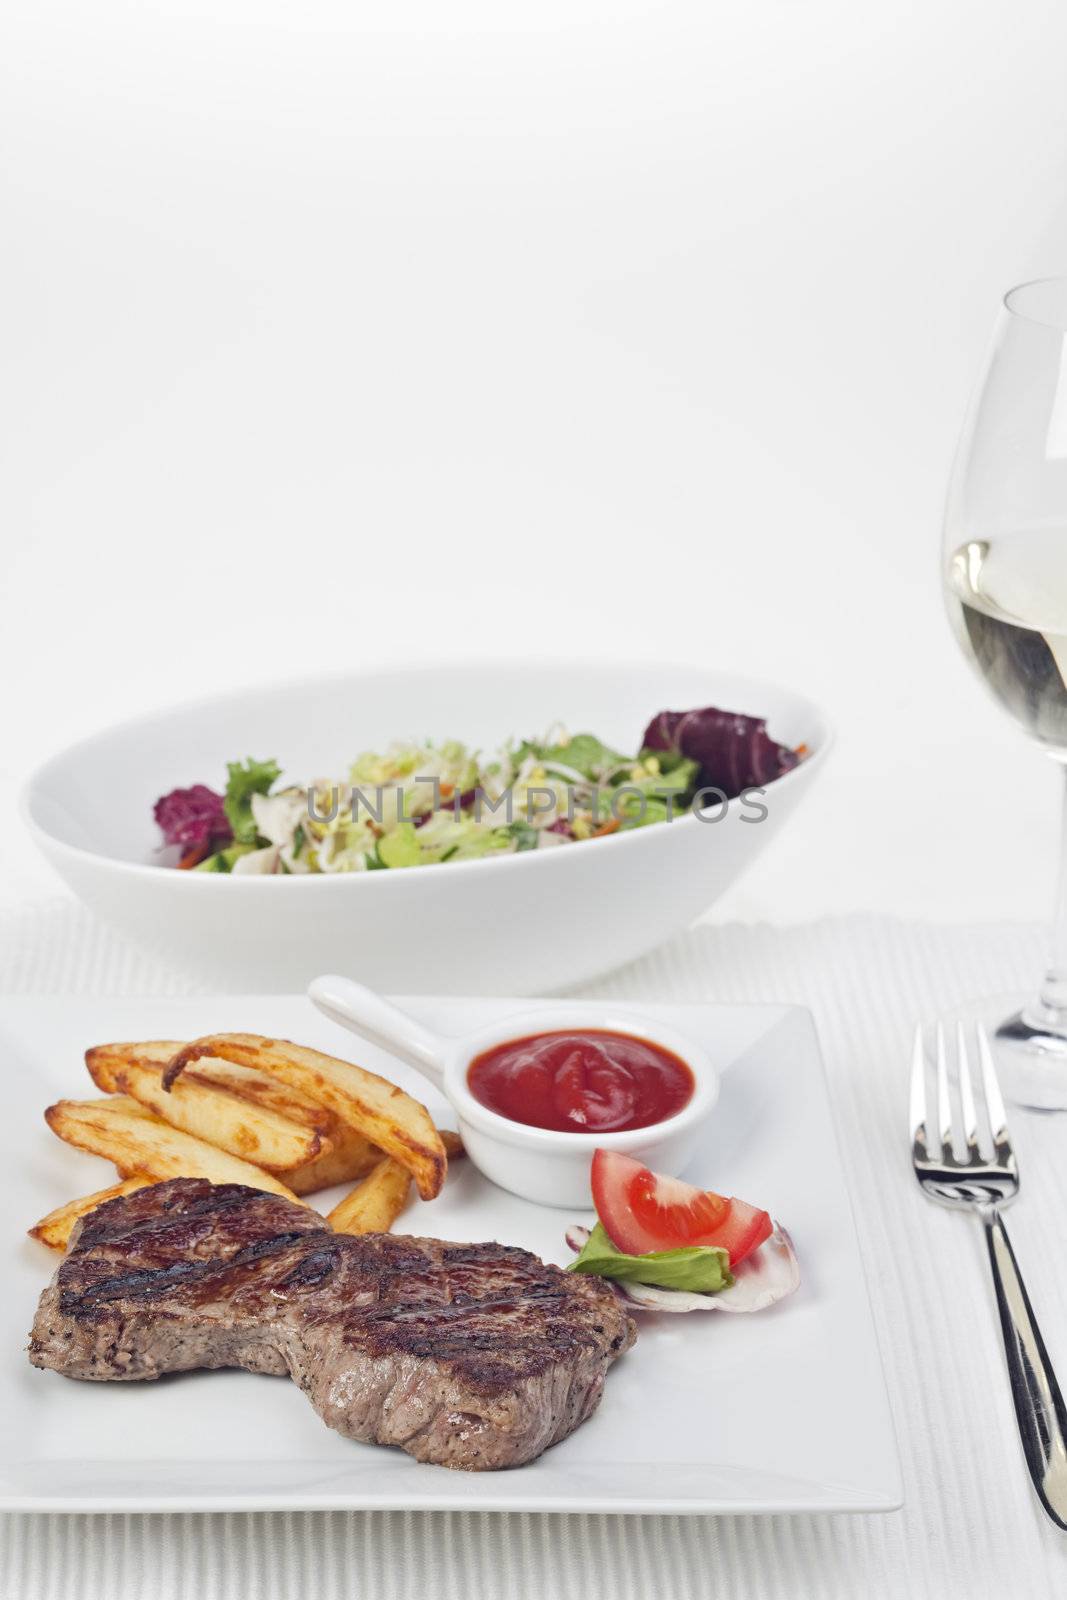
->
[165,1034,447,1200]
[86,1047,326,1171]
[327,1156,412,1236]
[29,1175,154,1252]
[44,1097,302,1201]
[439,1130,464,1159]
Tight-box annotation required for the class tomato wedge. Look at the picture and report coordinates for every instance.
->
[591,1148,773,1267]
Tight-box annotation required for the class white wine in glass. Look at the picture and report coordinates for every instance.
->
[947,532,1067,748]
[944,279,1067,1107]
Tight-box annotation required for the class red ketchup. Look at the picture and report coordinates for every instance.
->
[467,1030,694,1134]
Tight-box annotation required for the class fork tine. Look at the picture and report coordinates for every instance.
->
[956,1022,980,1161]
[977,1026,1011,1154]
[909,1025,928,1156]
[936,1023,954,1160]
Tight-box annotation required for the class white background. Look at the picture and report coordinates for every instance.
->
[4,0,1067,926]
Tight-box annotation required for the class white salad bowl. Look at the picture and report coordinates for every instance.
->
[309,975,720,1207]
[21,659,830,993]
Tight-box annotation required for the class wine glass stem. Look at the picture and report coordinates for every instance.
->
[1039,761,1067,1022]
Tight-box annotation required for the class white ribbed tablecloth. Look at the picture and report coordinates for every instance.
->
[4,898,1067,1599]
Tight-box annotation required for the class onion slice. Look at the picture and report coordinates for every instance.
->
[229,844,282,876]
[565,1223,800,1314]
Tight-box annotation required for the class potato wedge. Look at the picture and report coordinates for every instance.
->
[84,1042,185,1092]
[181,1059,334,1136]
[166,1034,447,1200]
[29,1175,154,1252]
[325,1133,461,1234]
[288,1127,461,1195]
[86,1047,326,1171]
[327,1156,412,1236]
[44,1097,302,1201]
[285,1125,382,1195]
[87,1042,335,1137]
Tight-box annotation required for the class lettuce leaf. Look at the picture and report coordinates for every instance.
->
[223,757,281,845]
[596,758,701,829]
[507,820,540,851]
[377,822,423,868]
[522,732,627,781]
[567,1222,733,1293]
[193,843,256,873]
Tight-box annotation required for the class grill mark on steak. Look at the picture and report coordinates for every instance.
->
[364,1289,567,1321]
[277,1244,342,1289]
[29,1178,635,1471]
[59,1228,316,1311]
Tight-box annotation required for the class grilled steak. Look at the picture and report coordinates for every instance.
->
[28,1178,635,1470]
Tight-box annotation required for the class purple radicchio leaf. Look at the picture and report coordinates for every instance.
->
[153,785,231,854]
[641,706,799,799]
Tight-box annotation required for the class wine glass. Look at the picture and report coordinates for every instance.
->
[944,277,1067,1109]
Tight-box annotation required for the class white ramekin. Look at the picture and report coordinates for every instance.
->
[309,974,720,1208]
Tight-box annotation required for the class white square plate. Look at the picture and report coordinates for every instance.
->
[0,995,901,1515]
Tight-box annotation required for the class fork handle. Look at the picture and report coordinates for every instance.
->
[984,1210,1067,1530]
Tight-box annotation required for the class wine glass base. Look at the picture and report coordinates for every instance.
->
[929,992,1067,1112]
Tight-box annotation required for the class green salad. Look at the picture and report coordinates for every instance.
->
[151,705,800,875]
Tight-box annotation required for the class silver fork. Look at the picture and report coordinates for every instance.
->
[911,1022,1067,1530]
